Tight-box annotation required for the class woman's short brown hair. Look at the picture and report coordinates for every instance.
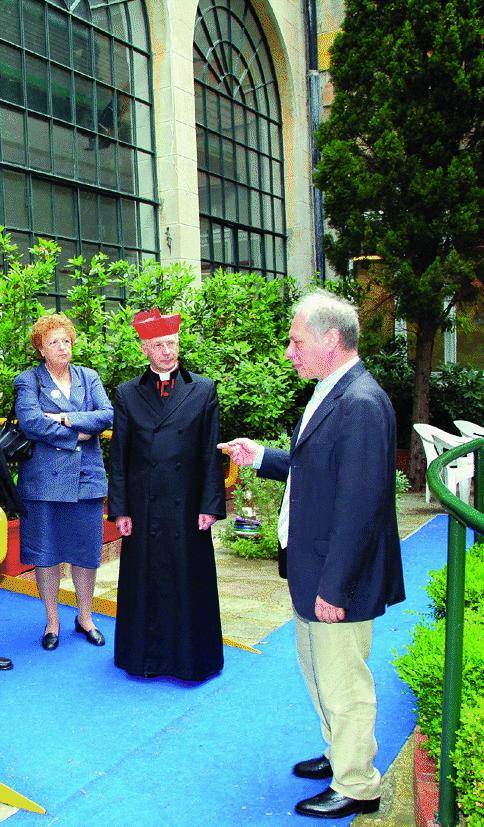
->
[31,314,77,358]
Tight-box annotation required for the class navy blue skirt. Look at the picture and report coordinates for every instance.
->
[20,499,104,568]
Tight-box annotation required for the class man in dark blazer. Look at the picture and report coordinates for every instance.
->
[219,290,405,820]
[108,309,226,681]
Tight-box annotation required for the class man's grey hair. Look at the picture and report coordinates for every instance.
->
[293,289,360,351]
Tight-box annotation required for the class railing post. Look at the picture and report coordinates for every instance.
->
[438,516,466,827]
[474,448,484,544]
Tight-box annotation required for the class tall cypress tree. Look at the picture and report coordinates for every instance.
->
[314,0,482,486]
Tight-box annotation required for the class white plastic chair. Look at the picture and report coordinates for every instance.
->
[413,424,474,504]
[453,420,484,439]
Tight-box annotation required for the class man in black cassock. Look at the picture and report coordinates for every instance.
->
[108,309,226,681]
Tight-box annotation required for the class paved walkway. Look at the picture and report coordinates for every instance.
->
[58,491,440,826]
[2,492,441,824]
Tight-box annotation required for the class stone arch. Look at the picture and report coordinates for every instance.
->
[145,0,313,280]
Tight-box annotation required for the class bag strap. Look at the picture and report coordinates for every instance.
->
[9,370,41,422]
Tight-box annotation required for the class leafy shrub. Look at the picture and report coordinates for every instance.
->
[394,539,484,824]
[120,258,194,313]
[429,363,484,435]
[452,700,484,827]
[221,434,290,559]
[0,364,17,417]
[363,337,415,448]
[180,270,305,441]
[395,614,484,763]
[0,237,307,445]
[360,336,483,449]
[395,470,410,512]
[67,253,194,401]
[68,260,306,439]
[426,542,484,619]
[0,231,59,410]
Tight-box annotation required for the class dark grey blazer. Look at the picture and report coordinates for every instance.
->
[259,361,405,622]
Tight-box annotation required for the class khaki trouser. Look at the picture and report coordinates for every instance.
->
[295,611,381,800]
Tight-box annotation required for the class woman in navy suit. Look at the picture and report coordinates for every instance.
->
[14,314,113,651]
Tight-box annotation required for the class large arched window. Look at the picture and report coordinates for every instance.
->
[194,0,287,279]
[0,0,158,309]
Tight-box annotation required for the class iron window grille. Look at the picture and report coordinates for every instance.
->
[194,0,287,280]
[0,0,158,310]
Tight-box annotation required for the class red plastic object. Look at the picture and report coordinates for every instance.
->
[102,515,121,543]
[0,520,33,576]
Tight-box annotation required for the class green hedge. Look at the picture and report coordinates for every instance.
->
[426,542,484,619]
[180,270,305,442]
[453,700,484,827]
[0,231,305,442]
[394,543,484,824]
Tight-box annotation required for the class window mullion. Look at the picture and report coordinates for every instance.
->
[25,173,34,248]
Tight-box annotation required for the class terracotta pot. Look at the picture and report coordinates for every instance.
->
[413,727,440,827]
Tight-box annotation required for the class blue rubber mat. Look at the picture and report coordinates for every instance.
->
[1,514,472,825]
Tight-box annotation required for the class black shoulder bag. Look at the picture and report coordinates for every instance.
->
[0,374,39,463]
[0,407,33,463]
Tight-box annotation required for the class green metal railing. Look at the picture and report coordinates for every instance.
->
[426,437,484,827]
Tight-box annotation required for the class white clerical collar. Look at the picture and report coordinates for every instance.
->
[151,363,178,382]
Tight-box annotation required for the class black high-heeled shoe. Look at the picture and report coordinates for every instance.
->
[75,616,105,646]
[41,627,59,650]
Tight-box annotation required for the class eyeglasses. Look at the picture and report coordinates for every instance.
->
[149,340,179,352]
[45,337,72,349]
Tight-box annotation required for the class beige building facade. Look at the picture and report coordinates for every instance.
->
[147,0,316,281]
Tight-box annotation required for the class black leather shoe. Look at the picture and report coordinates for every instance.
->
[75,617,105,646]
[41,630,59,650]
[0,656,13,670]
[293,755,332,780]
[295,788,380,819]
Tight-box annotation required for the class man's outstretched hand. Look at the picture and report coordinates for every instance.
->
[217,438,261,467]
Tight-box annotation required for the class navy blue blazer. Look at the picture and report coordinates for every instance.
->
[259,361,405,622]
[14,363,113,502]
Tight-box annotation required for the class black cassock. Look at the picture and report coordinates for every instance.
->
[108,367,226,680]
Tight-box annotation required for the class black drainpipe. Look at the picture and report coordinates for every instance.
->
[305,0,326,282]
